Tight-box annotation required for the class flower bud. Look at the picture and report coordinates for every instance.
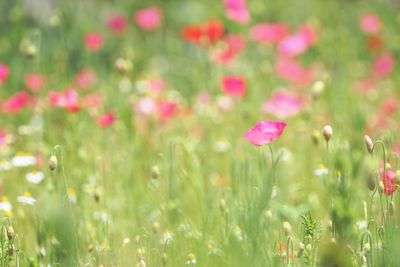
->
[322,125,333,142]
[364,135,373,154]
[48,155,58,171]
[363,243,371,254]
[6,226,14,240]
[297,242,305,257]
[150,166,160,180]
[283,221,291,236]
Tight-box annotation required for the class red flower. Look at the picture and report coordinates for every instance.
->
[97,113,116,127]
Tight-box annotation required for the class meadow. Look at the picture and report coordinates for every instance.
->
[0,0,400,266]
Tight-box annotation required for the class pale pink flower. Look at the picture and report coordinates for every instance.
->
[0,64,10,85]
[148,78,165,95]
[277,25,316,57]
[84,33,103,51]
[223,0,250,24]
[24,74,45,92]
[135,97,157,116]
[134,7,162,31]
[2,92,30,113]
[250,23,288,44]
[373,53,395,78]
[75,69,97,89]
[221,76,246,98]
[262,91,303,118]
[97,113,116,127]
[275,57,314,87]
[360,13,382,35]
[243,121,287,146]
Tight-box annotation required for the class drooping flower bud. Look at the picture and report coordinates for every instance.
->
[322,125,333,142]
[6,226,14,240]
[48,155,58,171]
[364,135,373,154]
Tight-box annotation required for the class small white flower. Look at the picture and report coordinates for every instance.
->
[12,153,37,167]
[314,164,329,176]
[94,210,109,222]
[160,231,174,245]
[0,199,12,212]
[17,193,36,205]
[26,171,44,184]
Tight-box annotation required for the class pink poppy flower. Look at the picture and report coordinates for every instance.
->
[0,64,9,85]
[75,69,97,89]
[2,91,30,113]
[360,13,381,35]
[134,7,162,31]
[275,57,314,87]
[158,101,177,122]
[213,35,246,65]
[223,0,250,24]
[250,23,288,44]
[262,91,303,118]
[373,53,395,78]
[243,121,287,146]
[48,89,80,112]
[380,98,397,115]
[97,113,116,127]
[24,74,45,92]
[221,76,246,98]
[106,14,128,35]
[135,97,157,116]
[0,129,5,148]
[84,33,103,52]
[82,94,104,110]
[380,169,398,196]
[148,78,165,95]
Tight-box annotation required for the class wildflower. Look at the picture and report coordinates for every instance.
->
[0,64,10,85]
[298,242,305,257]
[150,166,160,179]
[275,57,315,87]
[262,91,303,118]
[48,89,80,112]
[2,91,30,113]
[26,171,44,184]
[250,23,288,44]
[12,153,37,167]
[0,160,12,171]
[97,113,116,127]
[217,95,234,112]
[157,101,177,122]
[160,230,174,245]
[7,226,14,240]
[207,240,221,255]
[186,253,197,265]
[322,125,333,142]
[233,225,244,241]
[84,32,103,52]
[106,14,128,35]
[134,7,162,31]
[379,169,398,195]
[364,135,373,154]
[93,210,109,222]
[75,69,96,89]
[0,197,12,213]
[373,53,395,78]
[243,121,287,147]
[17,192,36,205]
[277,25,316,58]
[48,155,57,171]
[360,13,381,35]
[314,164,329,176]
[67,188,77,204]
[115,58,132,74]
[223,0,250,24]
[283,221,291,235]
[221,76,246,99]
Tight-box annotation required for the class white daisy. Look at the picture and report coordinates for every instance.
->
[12,153,36,167]
[17,192,36,205]
[26,171,44,184]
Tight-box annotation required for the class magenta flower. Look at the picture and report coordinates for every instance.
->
[221,76,247,99]
[263,91,303,118]
[250,23,288,44]
[0,64,10,85]
[380,169,398,196]
[84,33,103,52]
[373,53,395,78]
[243,121,287,146]
[157,101,177,122]
[223,0,250,24]
[25,73,45,92]
[360,13,381,35]
[2,91,30,113]
[97,113,116,127]
[134,7,162,31]
[48,89,80,112]
[106,14,128,35]
[275,57,314,87]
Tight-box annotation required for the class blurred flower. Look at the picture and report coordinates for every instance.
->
[262,91,303,118]
[250,23,288,44]
[373,53,395,78]
[134,7,162,31]
[148,78,165,95]
[25,73,45,92]
[216,95,234,112]
[0,197,12,213]
[275,57,314,87]
[186,253,197,265]
[81,93,104,110]
[135,97,157,116]
[158,101,177,122]
[17,192,36,206]
[84,32,103,52]
[314,164,329,176]
[76,69,97,89]
[380,169,398,195]
[97,113,116,127]
[223,0,250,24]
[160,230,174,245]
[221,76,246,99]
[48,89,80,112]
[277,25,316,57]
[233,225,244,241]
[106,14,128,35]
[366,36,384,54]
[0,160,12,171]
[67,188,77,204]
[212,35,246,65]
[2,91,30,113]
[0,64,10,85]
[182,20,224,46]
[243,121,287,146]
[360,13,382,35]
[12,153,37,167]
[26,171,44,184]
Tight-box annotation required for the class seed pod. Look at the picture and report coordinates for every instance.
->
[283,221,291,236]
[48,155,58,171]
[364,135,373,154]
[150,166,160,180]
[322,125,333,142]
